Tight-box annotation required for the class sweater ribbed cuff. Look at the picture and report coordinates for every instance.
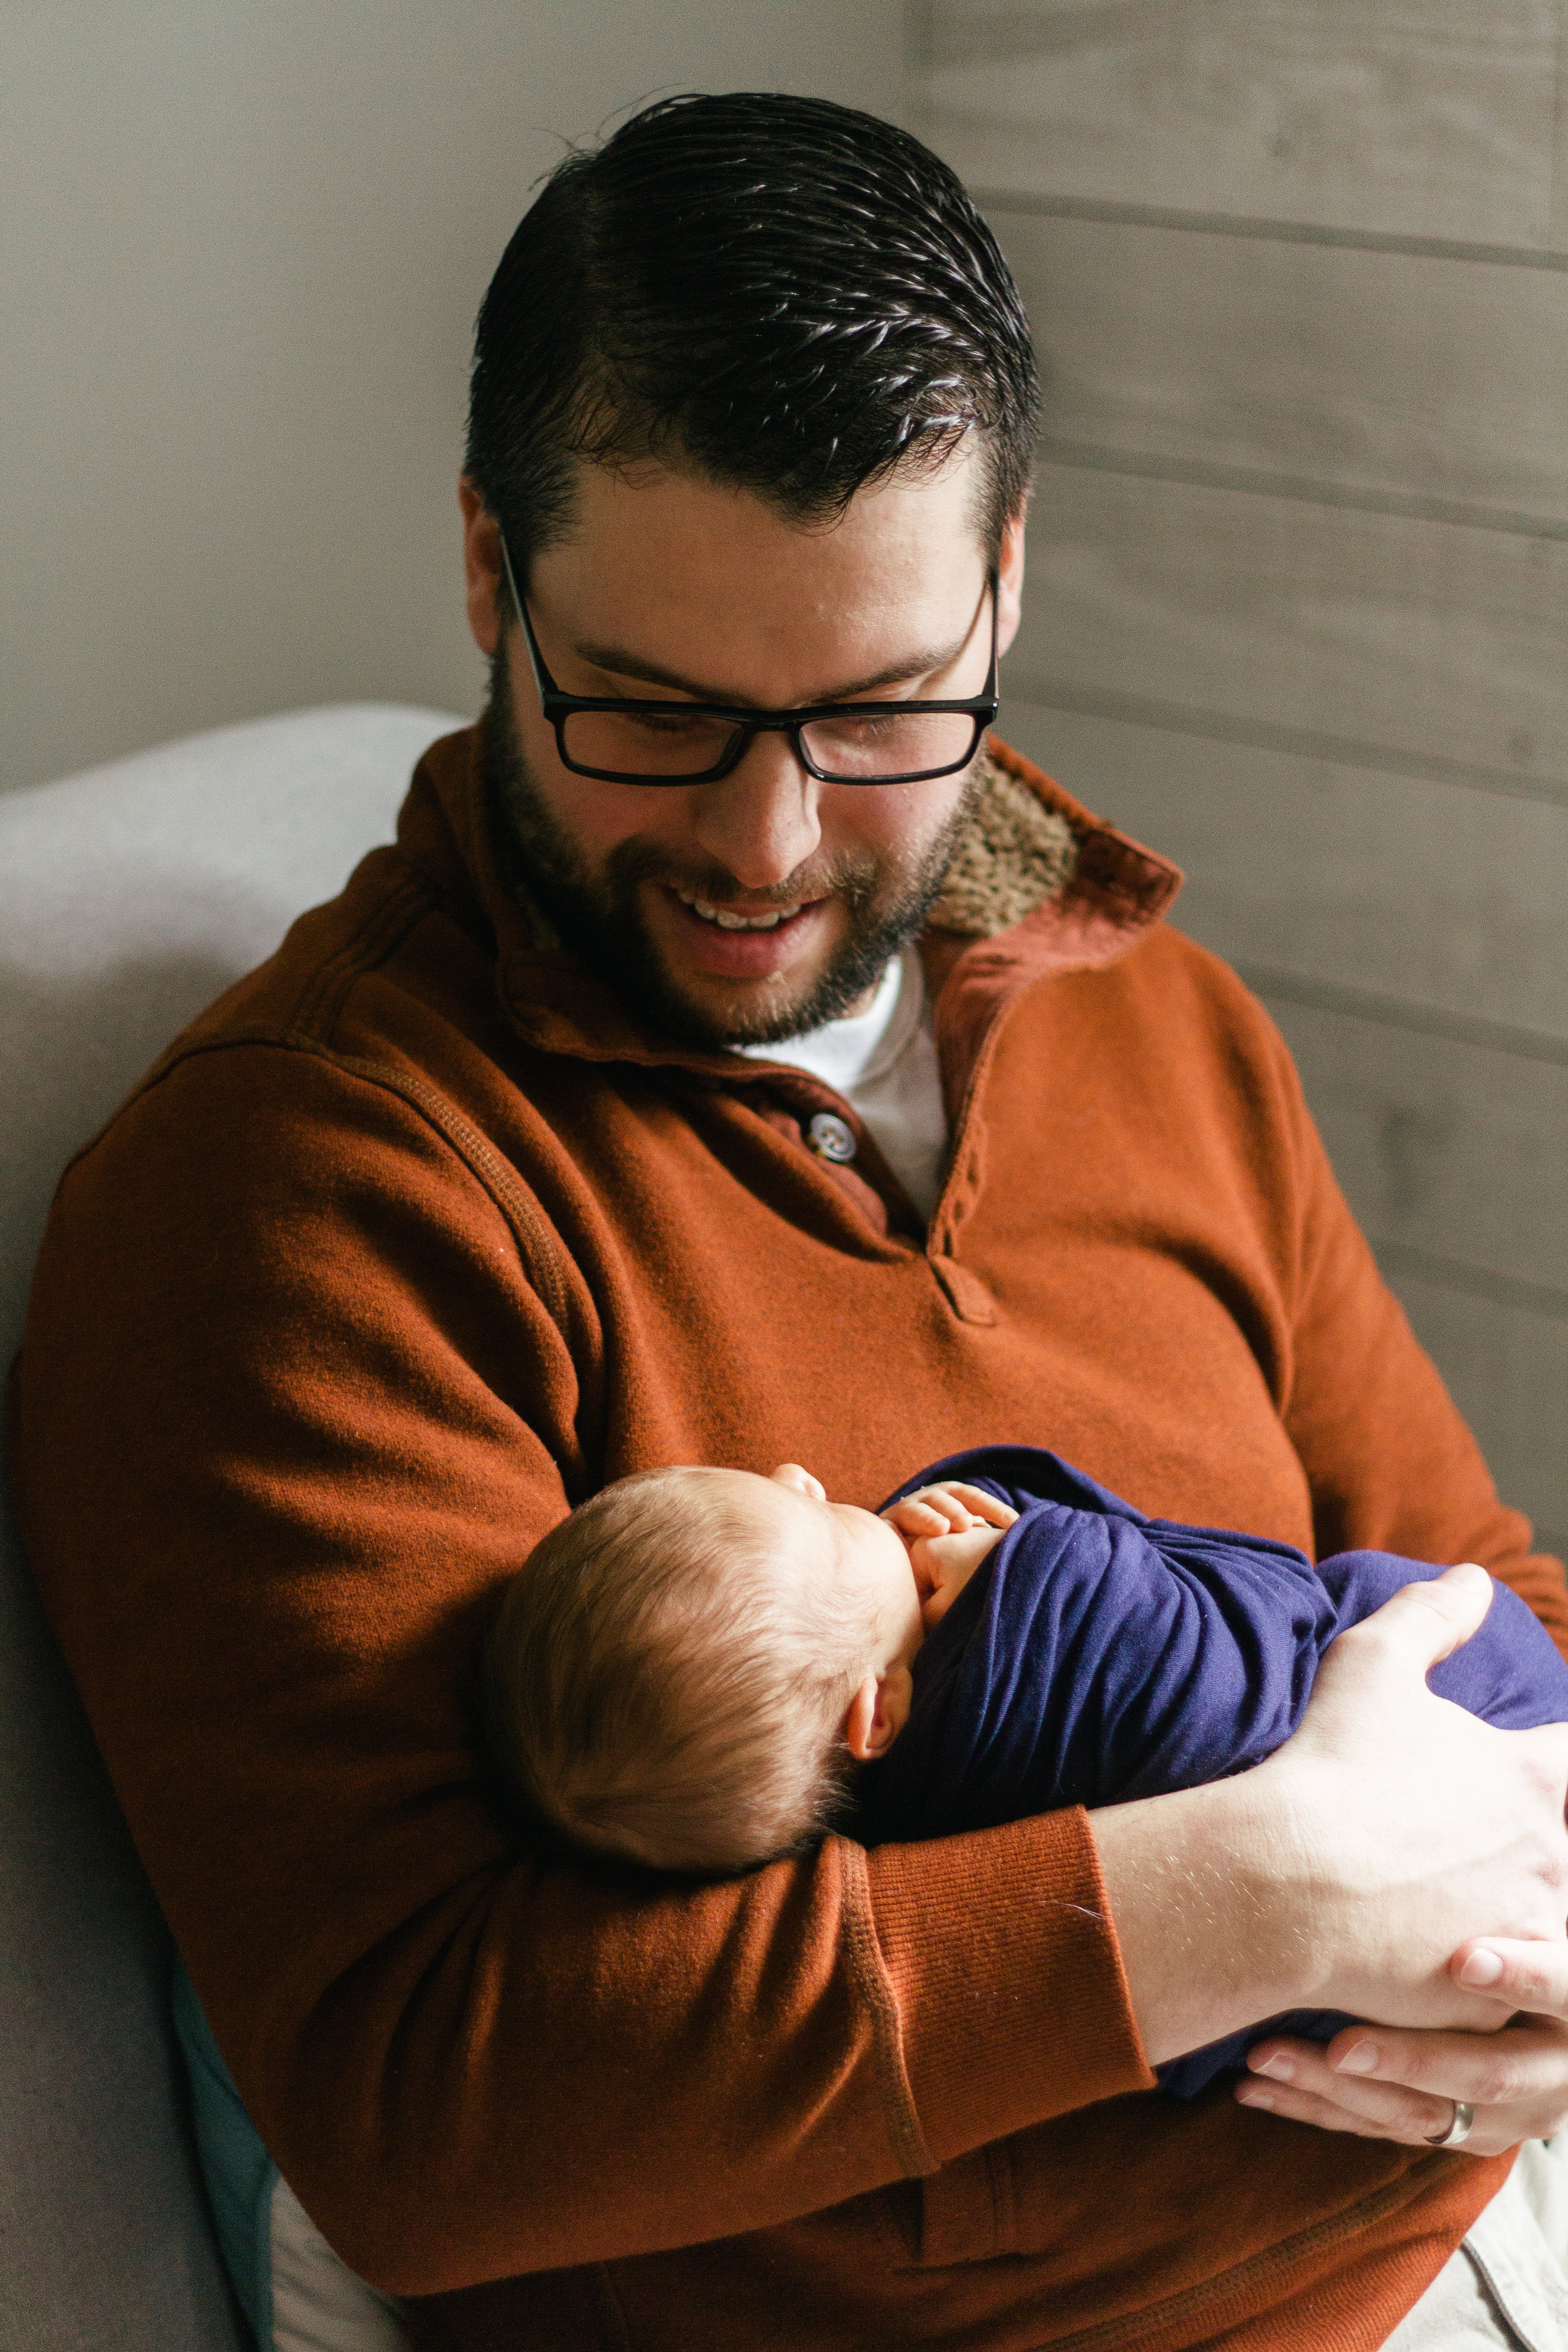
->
[867,1808,1154,2164]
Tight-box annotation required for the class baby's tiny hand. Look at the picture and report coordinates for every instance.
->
[882,1485,1018,1627]
[882,1481,1019,1542]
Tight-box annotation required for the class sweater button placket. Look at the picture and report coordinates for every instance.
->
[806,1111,856,1164]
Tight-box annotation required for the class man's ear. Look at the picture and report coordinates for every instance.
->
[995,495,1028,662]
[460,477,504,658]
[844,1669,911,1762]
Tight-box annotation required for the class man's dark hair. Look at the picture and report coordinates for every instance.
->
[466,92,1039,588]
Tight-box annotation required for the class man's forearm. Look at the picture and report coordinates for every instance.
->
[1091,1772,1314,2066]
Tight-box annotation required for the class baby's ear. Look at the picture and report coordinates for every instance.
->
[844,1675,901,1761]
[770,1461,827,1502]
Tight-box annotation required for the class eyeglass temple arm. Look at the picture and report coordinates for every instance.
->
[495,528,561,700]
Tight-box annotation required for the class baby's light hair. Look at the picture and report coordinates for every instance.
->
[484,1466,882,1873]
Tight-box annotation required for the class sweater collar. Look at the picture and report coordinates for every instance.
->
[394,719,1182,1078]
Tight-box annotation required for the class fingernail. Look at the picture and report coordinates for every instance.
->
[1336,2040,1379,2075]
[1237,2089,1275,2111]
[1254,2053,1295,2082]
[1460,1949,1505,1988]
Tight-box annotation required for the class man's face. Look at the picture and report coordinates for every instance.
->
[460,449,1024,1048]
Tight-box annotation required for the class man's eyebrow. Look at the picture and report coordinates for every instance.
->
[569,628,972,707]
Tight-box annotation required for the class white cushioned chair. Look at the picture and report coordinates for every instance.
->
[0,704,464,2352]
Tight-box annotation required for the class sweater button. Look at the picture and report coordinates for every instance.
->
[807,1112,856,1163]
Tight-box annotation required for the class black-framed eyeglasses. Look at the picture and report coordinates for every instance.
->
[499,531,999,787]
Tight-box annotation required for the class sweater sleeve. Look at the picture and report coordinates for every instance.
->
[1266,1014,1568,1653]
[9,1040,1150,2295]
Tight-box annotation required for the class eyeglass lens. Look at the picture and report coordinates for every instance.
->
[559,706,980,782]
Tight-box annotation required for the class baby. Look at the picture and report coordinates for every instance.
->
[484,1443,1568,2094]
[484,1458,1007,1877]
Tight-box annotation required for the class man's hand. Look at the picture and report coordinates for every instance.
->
[882,1482,1018,1628]
[1093,1564,1568,2069]
[1237,1939,1568,2157]
[1263,1566,1568,2029]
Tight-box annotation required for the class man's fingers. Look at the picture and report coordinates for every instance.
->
[1316,2016,1568,2104]
[1234,2070,1497,2150]
[1237,2051,1458,2146]
[1325,2023,1550,2107]
[1452,1939,1568,2016]
[1240,2036,1459,2140]
[1236,2018,1568,2154]
[1330,1560,1495,1671]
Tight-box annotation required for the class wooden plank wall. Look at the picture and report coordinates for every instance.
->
[911,1,1568,1557]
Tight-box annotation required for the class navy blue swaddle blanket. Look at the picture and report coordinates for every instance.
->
[849,1443,1568,2099]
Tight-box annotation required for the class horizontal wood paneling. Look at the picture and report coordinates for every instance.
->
[925,0,1567,1552]
[1012,460,1568,790]
[1261,997,1567,1296]
[995,699,1568,1038]
[1385,1263,1568,1544]
[991,212,1568,525]
[912,0,1563,247]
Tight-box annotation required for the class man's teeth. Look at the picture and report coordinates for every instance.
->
[675,889,803,931]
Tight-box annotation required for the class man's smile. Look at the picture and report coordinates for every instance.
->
[658,882,829,980]
[672,887,805,932]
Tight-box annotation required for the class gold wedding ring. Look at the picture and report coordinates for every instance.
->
[1425,2100,1476,2149]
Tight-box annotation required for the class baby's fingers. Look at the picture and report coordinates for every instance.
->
[921,1482,1020,1530]
[884,1495,955,1537]
[931,1483,1019,1528]
[890,1486,977,1532]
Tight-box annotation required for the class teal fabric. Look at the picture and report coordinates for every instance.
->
[170,1960,276,2352]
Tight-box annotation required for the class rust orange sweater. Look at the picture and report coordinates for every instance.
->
[13,727,1566,2351]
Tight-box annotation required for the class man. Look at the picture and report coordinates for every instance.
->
[14,93,1568,2351]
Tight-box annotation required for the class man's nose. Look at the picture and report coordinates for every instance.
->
[687,730,823,891]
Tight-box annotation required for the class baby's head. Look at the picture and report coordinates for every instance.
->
[484,1463,922,1875]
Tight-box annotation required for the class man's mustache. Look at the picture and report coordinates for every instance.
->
[605,837,879,913]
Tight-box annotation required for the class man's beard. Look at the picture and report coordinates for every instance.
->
[482,642,980,1051]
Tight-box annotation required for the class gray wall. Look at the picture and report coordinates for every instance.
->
[912,0,1568,1557]
[1,0,904,795]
